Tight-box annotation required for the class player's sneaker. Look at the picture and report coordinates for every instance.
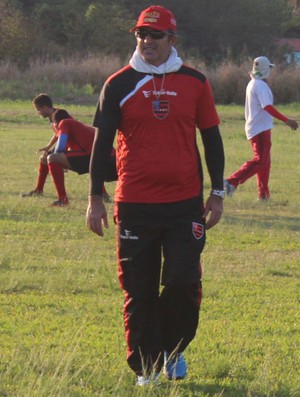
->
[163,352,187,380]
[21,189,43,197]
[51,199,69,207]
[136,373,159,386]
[258,196,270,202]
[224,179,236,197]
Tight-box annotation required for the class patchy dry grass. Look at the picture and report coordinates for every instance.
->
[0,101,299,396]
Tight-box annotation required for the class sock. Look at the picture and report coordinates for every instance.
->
[48,162,68,202]
[35,162,49,192]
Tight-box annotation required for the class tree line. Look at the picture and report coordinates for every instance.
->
[1,0,300,68]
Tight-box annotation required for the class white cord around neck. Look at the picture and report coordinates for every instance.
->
[149,62,167,112]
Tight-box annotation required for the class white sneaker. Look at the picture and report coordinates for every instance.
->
[224,179,236,197]
[136,373,159,386]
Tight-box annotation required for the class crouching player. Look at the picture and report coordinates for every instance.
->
[48,109,116,206]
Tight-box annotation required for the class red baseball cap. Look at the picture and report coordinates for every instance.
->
[130,5,177,32]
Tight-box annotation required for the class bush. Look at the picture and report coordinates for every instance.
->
[0,55,124,104]
[269,64,300,103]
[207,60,250,105]
[1,55,300,105]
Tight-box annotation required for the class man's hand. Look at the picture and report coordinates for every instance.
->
[285,119,298,131]
[86,195,108,237]
[203,194,223,230]
[37,145,51,154]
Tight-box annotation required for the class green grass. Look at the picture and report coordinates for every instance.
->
[0,100,299,396]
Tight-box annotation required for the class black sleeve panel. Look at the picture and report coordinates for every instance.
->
[89,68,149,196]
[89,83,120,195]
[89,127,117,195]
[200,125,225,190]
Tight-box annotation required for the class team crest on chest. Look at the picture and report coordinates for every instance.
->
[152,100,169,120]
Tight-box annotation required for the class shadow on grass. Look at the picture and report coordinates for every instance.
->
[179,381,289,397]
[181,382,247,397]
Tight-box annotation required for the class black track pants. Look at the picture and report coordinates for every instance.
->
[115,197,206,376]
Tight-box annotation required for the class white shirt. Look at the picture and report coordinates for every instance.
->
[245,78,273,140]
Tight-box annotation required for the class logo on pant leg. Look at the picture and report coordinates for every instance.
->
[120,229,139,240]
[192,222,204,239]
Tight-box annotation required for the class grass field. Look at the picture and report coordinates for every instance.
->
[0,100,299,397]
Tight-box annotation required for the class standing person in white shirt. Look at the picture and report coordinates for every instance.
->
[224,56,298,200]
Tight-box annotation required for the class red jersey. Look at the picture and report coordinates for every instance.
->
[57,119,95,153]
[92,65,220,203]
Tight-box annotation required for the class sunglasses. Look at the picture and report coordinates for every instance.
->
[135,29,169,40]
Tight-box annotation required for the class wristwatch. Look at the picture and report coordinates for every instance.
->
[210,189,225,199]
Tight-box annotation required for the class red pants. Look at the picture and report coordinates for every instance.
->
[227,130,271,199]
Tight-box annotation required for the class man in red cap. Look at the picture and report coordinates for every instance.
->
[86,5,225,385]
[130,4,177,32]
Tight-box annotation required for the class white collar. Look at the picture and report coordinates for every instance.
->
[129,46,183,74]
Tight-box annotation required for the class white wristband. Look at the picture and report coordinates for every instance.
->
[210,189,225,199]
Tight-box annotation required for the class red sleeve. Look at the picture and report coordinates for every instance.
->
[57,119,71,137]
[196,79,220,130]
[264,105,288,122]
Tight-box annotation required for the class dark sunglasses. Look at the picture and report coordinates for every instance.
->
[135,29,169,40]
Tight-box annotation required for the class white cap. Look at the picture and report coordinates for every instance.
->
[250,56,275,80]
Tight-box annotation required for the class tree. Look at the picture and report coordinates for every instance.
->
[174,0,287,64]
[0,0,297,66]
[0,0,33,66]
[83,1,134,58]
